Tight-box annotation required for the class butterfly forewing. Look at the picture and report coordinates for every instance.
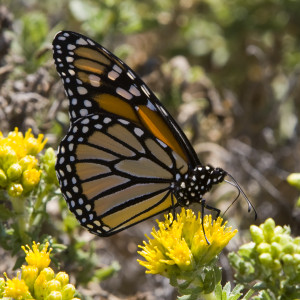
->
[53,31,200,165]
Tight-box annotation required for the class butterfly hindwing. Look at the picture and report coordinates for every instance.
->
[55,113,188,235]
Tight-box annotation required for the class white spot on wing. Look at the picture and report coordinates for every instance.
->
[129,85,141,97]
[147,100,156,111]
[80,109,88,116]
[84,100,92,107]
[67,44,76,50]
[89,74,101,87]
[77,87,88,95]
[66,56,74,62]
[116,87,133,100]
[119,119,129,125]
[141,84,151,97]
[134,127,144,137]
[108,70,119,81]
[76,38,88,45]
[113,64,122,73]
[87,39,95,45]
[157,139,167,148]
[127,70,136,80]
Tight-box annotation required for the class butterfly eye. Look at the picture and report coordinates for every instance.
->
[53,31,256,239]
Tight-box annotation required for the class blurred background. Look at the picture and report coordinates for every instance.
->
[0,0,299,299]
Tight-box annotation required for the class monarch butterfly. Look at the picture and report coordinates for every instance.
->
[53,31,256,241]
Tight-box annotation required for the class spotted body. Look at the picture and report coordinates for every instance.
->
[53,31,228,236]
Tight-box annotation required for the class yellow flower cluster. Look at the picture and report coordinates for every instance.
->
[138,208,237,276]
[0,128,47,197]
[0,242,80,300]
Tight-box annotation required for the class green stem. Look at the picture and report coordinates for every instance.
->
[29,183,51,228]
[10,196,29,243]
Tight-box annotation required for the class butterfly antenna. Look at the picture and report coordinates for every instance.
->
[223,173,257,220]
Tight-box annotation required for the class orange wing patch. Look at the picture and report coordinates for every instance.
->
[137,105,187,161]
[74,59,105,75]
[94,94,140,124]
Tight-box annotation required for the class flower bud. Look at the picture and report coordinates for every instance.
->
[7,163,22,181]
[21,265,39,292]
[0,145,17,168]
[237,242,255,257]
[19,155,37,171]
[55,272,69,287]
[26,137,42,156]
[40,268,55,281]
[46,291,62,300]
[250,225,264,244]
[34,273,47,299]
[282,254,293,265]
[7,183,23,197]
[282,242,295,255]
[294,253,300,264]
[257,242,271,254]
[274,234,291,245]
[287,173,300,189]
[259,253,273,267]
[262,218,275,242]
[270,242,281,258]
[294,237,300,246]
[273,259,281,271]
[282,254,294,276]
[274,225,284,235]
[41,148,58,184]
[0,169,7,187]
[46,279,61,294]
[61,284,76,299]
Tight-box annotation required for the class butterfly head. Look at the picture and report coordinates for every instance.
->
[174,166,227,206]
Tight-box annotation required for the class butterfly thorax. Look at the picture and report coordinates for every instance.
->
[173,166,227,206]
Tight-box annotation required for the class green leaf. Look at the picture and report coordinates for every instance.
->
[93,261,120,281]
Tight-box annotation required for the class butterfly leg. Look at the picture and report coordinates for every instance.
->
[201,202,210,245]
[200,199,221,245]
[167,193,177,226]
[201,199,221,218]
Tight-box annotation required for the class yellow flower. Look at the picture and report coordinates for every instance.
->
[0,128,47,159]
[3,272,32,299]
[22,241,52,271]
[0,128,47,195]
[1,242,80,300]
[22,168,42,191]
[138,208,237,276]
